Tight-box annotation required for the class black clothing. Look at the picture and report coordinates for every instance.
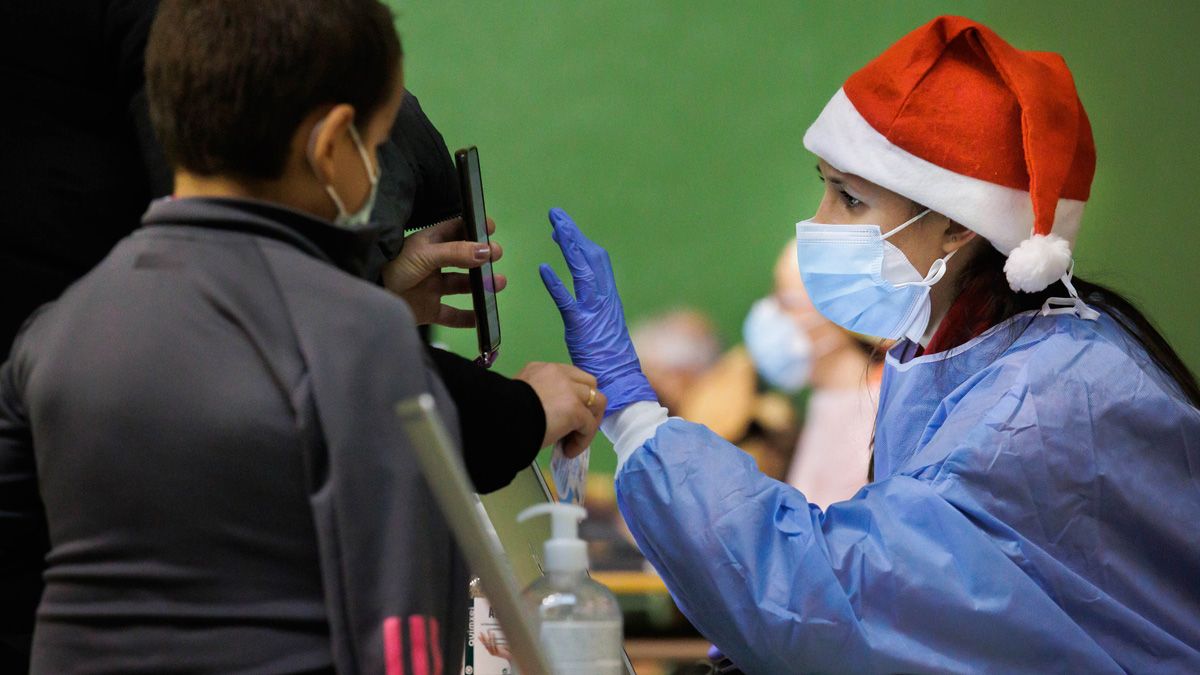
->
[370,91,465,278]
[1,197,485,672]
[1,0,454,355]
[0,0,170,355]
[429,348,546,493]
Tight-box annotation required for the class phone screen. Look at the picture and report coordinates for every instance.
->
[459,147,501,359]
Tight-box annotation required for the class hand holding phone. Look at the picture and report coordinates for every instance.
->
[379,215,504,328]
[455,146,501,367]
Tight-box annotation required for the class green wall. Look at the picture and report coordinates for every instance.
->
[390,1,1200,472]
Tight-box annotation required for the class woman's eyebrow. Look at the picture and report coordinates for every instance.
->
[816,163,845,185]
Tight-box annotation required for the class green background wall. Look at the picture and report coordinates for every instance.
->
[389,1,1200,473]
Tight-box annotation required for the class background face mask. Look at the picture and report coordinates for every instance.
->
[744,296,814,391]
[743,295,836,392]
[795,209,951,342]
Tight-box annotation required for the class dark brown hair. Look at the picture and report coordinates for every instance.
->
[948,245,1200,407]
[146,0,401,180]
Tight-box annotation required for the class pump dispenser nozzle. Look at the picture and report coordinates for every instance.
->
[517,503,588,574]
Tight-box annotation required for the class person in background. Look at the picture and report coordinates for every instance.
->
[629,311,721,415]
[0,0,604,671]
[632,310,796,479]
[743,242,884,507]
[0,0,169,355]
[541,16,1200,672]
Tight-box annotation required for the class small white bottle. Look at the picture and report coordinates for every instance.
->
[464,499,514,675]
[517,503,622,675]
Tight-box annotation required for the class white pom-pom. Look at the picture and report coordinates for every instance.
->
[1003,233,1073,293]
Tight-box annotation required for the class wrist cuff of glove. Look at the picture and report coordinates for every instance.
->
[601,374,658,417]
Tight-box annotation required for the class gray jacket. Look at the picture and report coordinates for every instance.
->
[0,197,467,673]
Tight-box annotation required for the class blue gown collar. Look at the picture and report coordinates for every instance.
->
[875,310,1045,478]
[886,310,1041,369]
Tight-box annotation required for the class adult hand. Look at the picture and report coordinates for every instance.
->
[538,208,657,416]
[381,216,507,326]
[514,362,606,458]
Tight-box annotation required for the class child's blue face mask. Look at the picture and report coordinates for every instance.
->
[795,209,955,343]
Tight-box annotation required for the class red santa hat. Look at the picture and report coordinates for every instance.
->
[803,15,1096,293]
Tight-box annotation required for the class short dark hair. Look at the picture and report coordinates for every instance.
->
[146,0,401,180]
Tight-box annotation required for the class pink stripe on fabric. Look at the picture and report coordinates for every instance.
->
[429,617,443,675]
[409,615,430,675]
[383,616,404,675]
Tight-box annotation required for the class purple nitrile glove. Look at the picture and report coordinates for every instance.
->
[539,207,656,417]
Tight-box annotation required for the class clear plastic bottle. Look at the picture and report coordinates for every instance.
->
[518,504,622,675]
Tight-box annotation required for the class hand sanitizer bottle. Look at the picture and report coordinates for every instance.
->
[517,503,622,675]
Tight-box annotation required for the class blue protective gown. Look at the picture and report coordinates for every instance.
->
[614,311,1200,673]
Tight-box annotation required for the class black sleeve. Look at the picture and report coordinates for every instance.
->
[427,347,545,494]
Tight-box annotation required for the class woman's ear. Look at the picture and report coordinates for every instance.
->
[305,103,355,185]
[942,219,978,255]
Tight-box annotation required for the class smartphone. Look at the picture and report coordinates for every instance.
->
[454,146,501,367]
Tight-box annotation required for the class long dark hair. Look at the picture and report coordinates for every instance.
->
[940,244,1200,408]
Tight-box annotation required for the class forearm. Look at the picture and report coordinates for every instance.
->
[610,418,1120,673]
[427,347,545,493]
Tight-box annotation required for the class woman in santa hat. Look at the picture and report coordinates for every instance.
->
[539,15,1200,673]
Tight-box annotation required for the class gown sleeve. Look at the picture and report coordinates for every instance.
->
[613,415,1124,674]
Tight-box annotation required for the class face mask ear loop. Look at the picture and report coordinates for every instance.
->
[880,208,931,241]
[881,208,942,288]
[323,185,349,219]
[892,247,957,289]
[347,124,379,185]
[306,118,350,220]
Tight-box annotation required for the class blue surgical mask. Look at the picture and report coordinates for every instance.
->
[795,209,954,342]
[308,123,379,230]
[743,296,836,392]
[743,296,814,392]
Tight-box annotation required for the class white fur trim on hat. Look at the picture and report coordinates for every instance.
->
[803,88,1086,256]
[1003,233,1072,292]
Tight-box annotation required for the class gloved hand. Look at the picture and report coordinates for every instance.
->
[539,208,657,416]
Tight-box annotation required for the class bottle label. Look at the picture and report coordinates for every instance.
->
[540,621,623,675]
[464,596,512,675]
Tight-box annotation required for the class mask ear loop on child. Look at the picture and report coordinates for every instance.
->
[1040,261,1101,321]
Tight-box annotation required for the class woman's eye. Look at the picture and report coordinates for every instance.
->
[840,190,862,208]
